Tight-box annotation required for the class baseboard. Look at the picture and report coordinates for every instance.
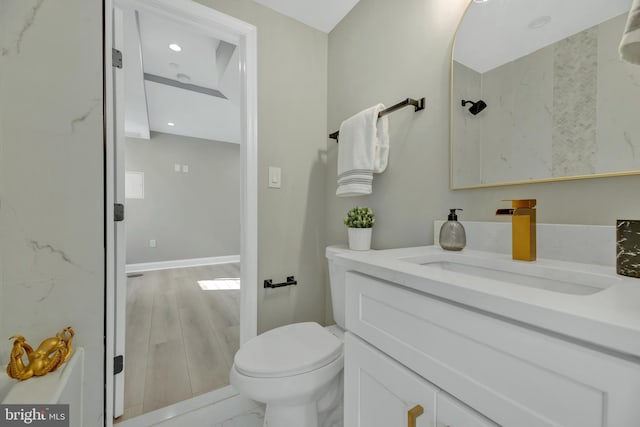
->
[126,255,240,273]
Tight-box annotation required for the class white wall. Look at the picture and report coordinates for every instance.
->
[125,132,240,264]
[0,0,104,424]
[195,0,329,333]
[326,0,640,319]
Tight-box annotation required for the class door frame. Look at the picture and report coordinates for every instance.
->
[104,0,258,424]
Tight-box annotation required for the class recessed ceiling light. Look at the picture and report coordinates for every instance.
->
[167,122,175,127]
[473,0,489,3]
[528,15,552,30]
[169,43,182,52]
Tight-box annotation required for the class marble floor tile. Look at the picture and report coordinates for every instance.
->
[215,405,265,427]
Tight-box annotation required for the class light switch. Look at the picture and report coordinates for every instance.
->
[182,164,189,173]
[268,166,281,188]
[174,164,181,172]
[149,239,157,248]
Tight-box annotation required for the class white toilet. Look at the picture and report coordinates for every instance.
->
[230,246,349,427]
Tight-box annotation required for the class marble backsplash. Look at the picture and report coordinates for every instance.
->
[616,220,640,278]
[1,0,104,424]
[434,221,615,267]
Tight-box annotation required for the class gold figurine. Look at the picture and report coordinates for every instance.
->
[6,327,74,380]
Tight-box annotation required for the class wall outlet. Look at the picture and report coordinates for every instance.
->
[182,164,189,173]
[149,239,157,248]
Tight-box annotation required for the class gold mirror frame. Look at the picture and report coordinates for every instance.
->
[450,0,640,189]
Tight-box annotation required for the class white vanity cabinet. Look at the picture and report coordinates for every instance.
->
[345,331,497,427]
[343,271,640,427]
[344,331,437,427]
[437,393,497,427]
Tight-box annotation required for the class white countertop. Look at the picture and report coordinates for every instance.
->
[334,246,640,360]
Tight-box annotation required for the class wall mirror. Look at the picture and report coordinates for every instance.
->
[451,0,640,189]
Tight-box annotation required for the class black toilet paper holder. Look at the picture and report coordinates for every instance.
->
[264,276,298,289]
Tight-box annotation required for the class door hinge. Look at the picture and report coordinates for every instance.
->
[114,355,124,375]
[114,203,124,222]
[112,48,123,69]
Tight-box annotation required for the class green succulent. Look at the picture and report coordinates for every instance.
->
[344,206,375,228]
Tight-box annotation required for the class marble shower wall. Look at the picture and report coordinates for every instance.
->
[552,27,598,177]
[597,14,640,172]
[451,62,482,186]
[480,45,553,184]
[0,2,6,337]
[453,13,640,187]
[0,0,104,424]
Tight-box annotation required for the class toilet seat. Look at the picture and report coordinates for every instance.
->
[234,322,342,378]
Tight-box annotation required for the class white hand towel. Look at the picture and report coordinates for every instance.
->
[620,0,640,65]
[336,104,389,197]
[373,109,389,174]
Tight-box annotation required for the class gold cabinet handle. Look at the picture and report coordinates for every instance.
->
[408,404,424,427]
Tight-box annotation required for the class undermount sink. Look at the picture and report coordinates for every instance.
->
[400,252,616,296]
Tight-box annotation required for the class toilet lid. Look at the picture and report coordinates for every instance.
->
[234,322,343,378]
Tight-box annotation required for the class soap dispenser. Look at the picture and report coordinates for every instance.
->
[439,209,466,251]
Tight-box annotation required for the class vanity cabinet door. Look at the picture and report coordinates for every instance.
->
[345,332,437,427]
[437,393,498,427]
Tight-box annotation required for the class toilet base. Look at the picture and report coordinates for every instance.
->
[263,373,344,427]
[260,373,343,427]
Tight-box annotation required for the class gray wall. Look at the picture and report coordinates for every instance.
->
[0,0,104,424]
[326,0,640,318]
[327,0,469,253]
[195,0,329,333]
[125,132,240,264]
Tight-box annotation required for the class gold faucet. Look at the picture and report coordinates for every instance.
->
[496,199,536,261]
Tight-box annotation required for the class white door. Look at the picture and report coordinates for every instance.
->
[344,332,437,427]
[111,5,127,418]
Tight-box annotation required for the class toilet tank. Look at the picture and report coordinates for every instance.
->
[326,245,351,328]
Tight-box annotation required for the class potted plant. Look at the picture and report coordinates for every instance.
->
[344,206,375,251]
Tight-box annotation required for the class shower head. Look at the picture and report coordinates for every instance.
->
[461,99,487,115]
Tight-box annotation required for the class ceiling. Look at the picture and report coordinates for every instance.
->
[121,0,360,142]
[455,0,633,73]
[252,0,360,33]
[122,6,241,143]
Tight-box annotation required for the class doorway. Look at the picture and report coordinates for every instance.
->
[104,0,257,425]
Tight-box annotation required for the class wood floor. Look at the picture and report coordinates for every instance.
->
[117,263,240,422]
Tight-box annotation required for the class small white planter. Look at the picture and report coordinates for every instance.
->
[348,228,372,251]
